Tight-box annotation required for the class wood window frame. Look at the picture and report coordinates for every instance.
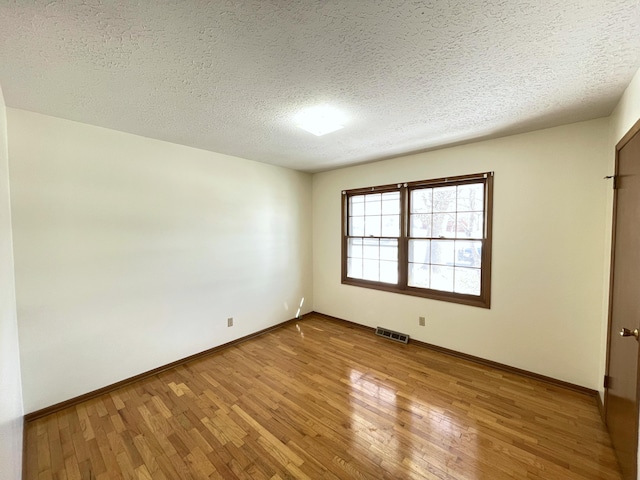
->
[341,172,493,308]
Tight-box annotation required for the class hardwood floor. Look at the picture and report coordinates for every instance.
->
[24,315,622,479]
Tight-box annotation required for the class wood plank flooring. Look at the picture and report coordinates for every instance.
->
[24,315,622,479]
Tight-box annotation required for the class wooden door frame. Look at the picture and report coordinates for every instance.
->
[603,118,640,458]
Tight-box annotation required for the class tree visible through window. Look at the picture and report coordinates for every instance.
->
[342,172,493,308]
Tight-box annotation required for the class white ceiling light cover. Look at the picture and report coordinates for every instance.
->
[295,105,347,137]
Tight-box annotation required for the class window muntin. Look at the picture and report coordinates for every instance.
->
[342,173,493,308]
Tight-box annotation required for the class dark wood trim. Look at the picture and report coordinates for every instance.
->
[341,191,348,282]
[482,172,494,308]
[602,120,640,480]
[341,278,490,308]
[407,173,489,188]
[22,417,27,480]
[341,172,493,309]
[343,182,404,195]
[604,117,640,422]
[398,185,409,288]
[24,314,310,422]
[603,140,621,422]
[310,311,376,332]
[409,337,596,396]
[24,308,598,424]
[597,392,606,423]
[310,311,597,397]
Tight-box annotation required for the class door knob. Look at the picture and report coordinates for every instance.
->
[620,328,639,340]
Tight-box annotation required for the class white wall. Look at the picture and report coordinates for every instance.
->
[313,118,610,390]
[611,67,640,144]
[0,88,23,477]
[8,109,313,413]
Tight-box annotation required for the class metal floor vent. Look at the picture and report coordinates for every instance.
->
[375,326,410,344]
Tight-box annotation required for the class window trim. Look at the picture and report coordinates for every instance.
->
[341,172,493,308]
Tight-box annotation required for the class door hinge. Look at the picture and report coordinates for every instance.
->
[604,175,617,189]
[604,375,611,389]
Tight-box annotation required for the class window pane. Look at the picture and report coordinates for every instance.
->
[363,259,379,281]
[347,258,362,279]
[348,238,363,259]
[454,267,481,295]
[350,195,365,216]
[362,238,379,259]
[381,215,400,237]
[364,216,381,237]
[408,263,430,288]
[409,239,430,264]
[431,240,454,265]
[455,240,482,268]
[431,265,454,292]
[350,216,364,236]
[343,174,490,305]
[432,186,456,212]
[382,191,400,214]
[410,213,432,238]
[365,194,381,215]
[380,239,398,261]
[411,188,432,213]
[432,213,456,238]
[380,261,398,284]
[457,184,484,212]
[456,212,483,238]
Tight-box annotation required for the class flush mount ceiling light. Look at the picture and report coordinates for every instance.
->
[295,105,346,136]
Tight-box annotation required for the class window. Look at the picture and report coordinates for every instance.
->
[342,172,493,308]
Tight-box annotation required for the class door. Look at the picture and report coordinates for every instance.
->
[606,119,640,480]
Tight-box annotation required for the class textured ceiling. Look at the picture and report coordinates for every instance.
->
[0,1,639,172]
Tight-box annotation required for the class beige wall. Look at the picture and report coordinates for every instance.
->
[0,87,23,477]
[8,109,313,413]
[313,118,610,389]
[611,67,640,144]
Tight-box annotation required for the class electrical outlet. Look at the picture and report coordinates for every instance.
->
[419,316,425,326]
[227,317,233,327]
